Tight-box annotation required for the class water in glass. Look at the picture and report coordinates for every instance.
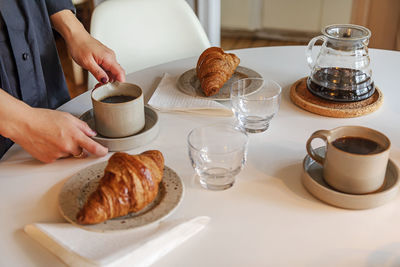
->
[231,78,281,133]
[187,124,248,190]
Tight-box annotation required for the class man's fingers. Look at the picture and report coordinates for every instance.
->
[69,144,86,159]
[87,57,109,84]
[79,135,108,157]
[75,118,97,137]
[100,56,125,83]
[72,118,107,157]
[70,114,96,137]
[106,71,116,83]
[93,82,103,89]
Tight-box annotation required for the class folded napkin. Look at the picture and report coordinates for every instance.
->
[148,73,232,116]
[24,216,210,267]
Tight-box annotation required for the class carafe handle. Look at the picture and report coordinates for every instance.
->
[306,35,327,69]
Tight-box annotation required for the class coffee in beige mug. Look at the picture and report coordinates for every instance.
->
[306,126,390,194]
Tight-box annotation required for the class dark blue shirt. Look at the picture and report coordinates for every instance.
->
[0,0,75,158]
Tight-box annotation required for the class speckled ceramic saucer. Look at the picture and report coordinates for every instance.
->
[79,106,159,152]
[177,66,262,100]
[58,161,184,232]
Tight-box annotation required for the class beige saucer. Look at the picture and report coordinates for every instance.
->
[79,106,159,151]
[177,66,262,100]
[302,147,400,209]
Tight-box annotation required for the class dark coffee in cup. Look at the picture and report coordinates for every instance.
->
[100,95,136,103]
[332,136,385,155]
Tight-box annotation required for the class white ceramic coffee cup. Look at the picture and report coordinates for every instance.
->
[91,82,145,138]
[306,126,390,194]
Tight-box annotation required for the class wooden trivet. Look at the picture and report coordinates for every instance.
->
[290,77,383,118]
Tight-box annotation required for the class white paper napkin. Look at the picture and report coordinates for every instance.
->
[148,73,232,116]
[24,216,210,267]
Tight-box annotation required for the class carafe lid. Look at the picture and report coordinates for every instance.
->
[323,24,371,42]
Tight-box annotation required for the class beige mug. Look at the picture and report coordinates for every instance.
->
[306,126,390,194]
[91,82,145,138]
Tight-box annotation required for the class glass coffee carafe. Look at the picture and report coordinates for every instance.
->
[306,24,374,102]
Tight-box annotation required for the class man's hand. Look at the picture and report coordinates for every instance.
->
[0,90,108,163]
[14,108,108,163]
[51,10,125,85]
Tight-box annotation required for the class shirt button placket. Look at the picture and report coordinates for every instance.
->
[22,52,29,60]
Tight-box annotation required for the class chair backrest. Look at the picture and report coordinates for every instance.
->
[88,0,210,89]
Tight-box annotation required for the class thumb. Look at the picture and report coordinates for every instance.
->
[87,57,109,84]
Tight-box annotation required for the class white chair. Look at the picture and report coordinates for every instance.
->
[88,0,211,89]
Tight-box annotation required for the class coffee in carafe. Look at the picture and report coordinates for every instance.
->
[306,24,374,102]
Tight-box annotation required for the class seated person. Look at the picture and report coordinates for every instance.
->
[0,1,125,163]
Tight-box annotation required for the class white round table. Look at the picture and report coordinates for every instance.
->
[1,46,400,266]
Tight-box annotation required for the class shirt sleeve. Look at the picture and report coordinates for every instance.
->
[45,0,76,16]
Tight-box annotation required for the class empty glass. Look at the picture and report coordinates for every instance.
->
[231,78,281,133]
[187,124,248,190]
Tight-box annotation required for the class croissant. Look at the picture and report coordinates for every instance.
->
[196,47,240,96]
[76,150,164,225]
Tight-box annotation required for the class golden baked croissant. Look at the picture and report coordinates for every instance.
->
[76,150,164,225]
[196,47,240,96]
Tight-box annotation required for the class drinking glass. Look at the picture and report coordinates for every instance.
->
[231,78,281,133]
[187,124,248,190]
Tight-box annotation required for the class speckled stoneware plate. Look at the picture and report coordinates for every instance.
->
[79,106,159,151]
[177,66,262,100]
[302,147,400,210]
[58,161,183,232]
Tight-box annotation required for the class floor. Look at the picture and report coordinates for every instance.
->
[57,35,307,99]
[220,36,307,50]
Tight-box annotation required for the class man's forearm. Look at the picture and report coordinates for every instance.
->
[50,9,88,44]
[0,89,31,140]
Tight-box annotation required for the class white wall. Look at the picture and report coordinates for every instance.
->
[221,0,254,30]
[93,0,104,6]
[262,0,322,32]
[320,0,353,27]
[222,0,353,32]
